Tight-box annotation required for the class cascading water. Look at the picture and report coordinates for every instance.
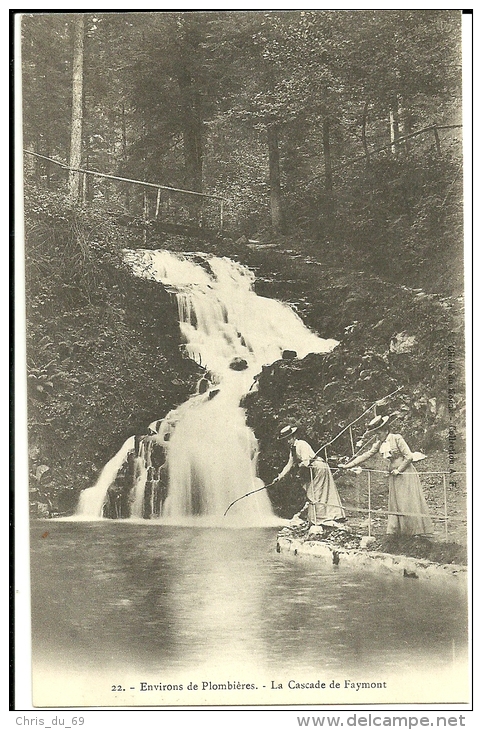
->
[76,436,136,519]
[76,249,338,525]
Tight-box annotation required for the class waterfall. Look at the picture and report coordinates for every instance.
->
[76,436,135,519]
[75,249,337,525]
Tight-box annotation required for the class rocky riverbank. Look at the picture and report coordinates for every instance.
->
[277,522,467,584]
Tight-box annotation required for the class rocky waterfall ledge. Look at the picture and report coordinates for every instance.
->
[277,525,467,585]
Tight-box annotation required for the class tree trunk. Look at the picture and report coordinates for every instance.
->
[176,61,203,225]
[68,14,85,202]
[176,15,203,225]
[120,103,131,210]
[389,94,401,155]
[322,108,334,222]
[322,113,333,193]
[362,100,370,165]
[403,106,414,154]
[26,136,39,182]
[267,122,283,234]
[45,139,51,189]
[121,102,128,159]
[177,65,203,191]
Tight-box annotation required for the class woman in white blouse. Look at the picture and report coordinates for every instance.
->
[273,425,345,526]
[339,414,433,536]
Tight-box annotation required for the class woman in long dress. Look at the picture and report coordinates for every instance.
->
[340,415,433,536]
[273,425,345,525]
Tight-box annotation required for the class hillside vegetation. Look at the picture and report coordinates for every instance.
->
[22,11,465,526]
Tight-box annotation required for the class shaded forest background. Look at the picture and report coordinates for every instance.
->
[20,10,465,518]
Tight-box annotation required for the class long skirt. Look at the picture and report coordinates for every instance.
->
[387,463,433,535]
[305,458,345,525]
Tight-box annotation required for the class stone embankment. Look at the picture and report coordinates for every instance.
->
[277,525,467,585]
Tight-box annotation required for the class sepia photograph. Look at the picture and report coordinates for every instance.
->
[14,8,471,712]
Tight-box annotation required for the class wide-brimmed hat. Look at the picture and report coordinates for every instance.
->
[364,413,398,434]
[278,425,298,440]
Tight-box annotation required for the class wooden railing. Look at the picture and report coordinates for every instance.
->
[339,468,466,542]
[23,150,228,234]
[338,124,463,170]
[307,123,463,185]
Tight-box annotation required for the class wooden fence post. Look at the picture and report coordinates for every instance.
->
[82,172,87,206]
[23,148,228,233]
[349,426,355,455]
[155,188,161,219]
[143,190,148,246]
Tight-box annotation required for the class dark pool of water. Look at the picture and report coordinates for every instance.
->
[30,521,467,691]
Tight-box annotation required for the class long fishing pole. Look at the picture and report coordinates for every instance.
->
[223,481,276,517]
[224,429,389,518]
[330,434,379,477]
[224,431,381,518]
[224,431,380,518]
[331,412,405,476]
[223,387,403,517]
[309,385,403,461]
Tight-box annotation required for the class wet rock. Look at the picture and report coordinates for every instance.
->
[229,357,249,371]
[277,532,467,583]
[403,569,419,579]
[282,350,297,360]
[198,377,210,394]
[276,524,467,582]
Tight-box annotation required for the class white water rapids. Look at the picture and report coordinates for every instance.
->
[76,249,337,525]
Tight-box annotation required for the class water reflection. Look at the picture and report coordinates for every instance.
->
[30,521,468,698]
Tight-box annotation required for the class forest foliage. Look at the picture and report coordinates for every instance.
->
[20,11,465,514]
[24,184,201,513]
[22,10,463,291]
